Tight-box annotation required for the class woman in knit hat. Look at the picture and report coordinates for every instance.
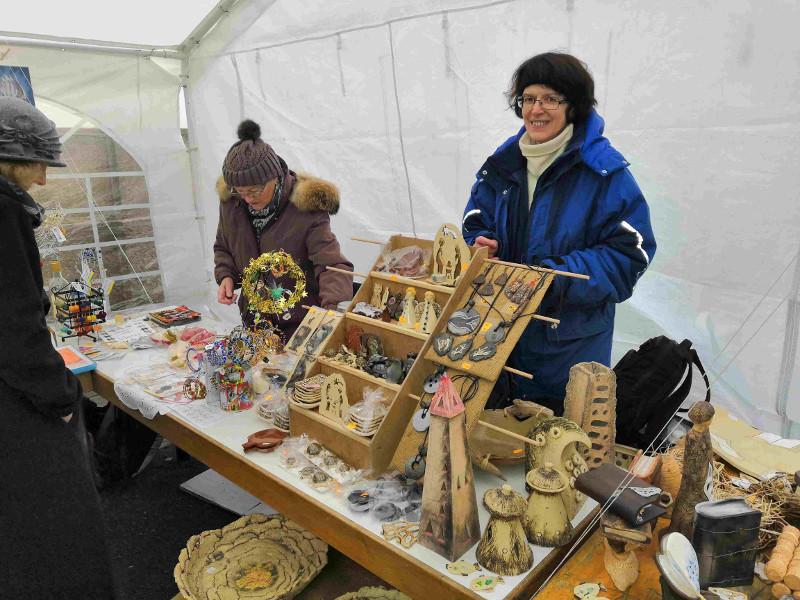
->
[461,52,656,413]
[214,119,354,336]
[0,96,117,597]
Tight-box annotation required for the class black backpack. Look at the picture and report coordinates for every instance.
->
[613,336,710,450]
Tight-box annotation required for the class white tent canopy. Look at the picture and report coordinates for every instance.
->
[2,0,798,437]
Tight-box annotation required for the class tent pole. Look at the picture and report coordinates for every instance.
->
[776,242,800,436]
[178,0,243,53]
[180,58,211,286]
[0,31,183,58]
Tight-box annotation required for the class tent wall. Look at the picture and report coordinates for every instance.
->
[188,0,799,436]
[0,44,207,305]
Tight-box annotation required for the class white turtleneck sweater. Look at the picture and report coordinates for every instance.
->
[518,123,574,208]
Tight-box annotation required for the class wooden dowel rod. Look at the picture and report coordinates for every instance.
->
[487,257,590,280]
[477,420,539,446]
[351,236,385,245]
[532,314,560,325]
[408,393,422,402]
[503,366,533,380]
[326,266,365,278]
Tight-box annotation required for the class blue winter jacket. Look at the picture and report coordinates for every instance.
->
[462,109,656,407]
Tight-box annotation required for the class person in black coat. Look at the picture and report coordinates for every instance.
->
[0,97,117,598]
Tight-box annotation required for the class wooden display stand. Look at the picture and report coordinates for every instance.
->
[289,231,583,475]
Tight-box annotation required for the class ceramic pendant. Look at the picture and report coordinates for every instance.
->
[472,266,491,285]
[423,371,443,394]
[505,277,524,299]
[477,282,494,296]
[448,338,473,361]
[404,456,426,479]
[494,269,510,286]
[470,574,504,593]
[470,342,497,361]
[432,332,453,356]
[412,408,431,432]
[484,322,508,343]
[446,561,481,577]
[373,502,402,522]
[447,300,480,335]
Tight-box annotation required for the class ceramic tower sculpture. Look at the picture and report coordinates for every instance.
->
[419,374,481,561]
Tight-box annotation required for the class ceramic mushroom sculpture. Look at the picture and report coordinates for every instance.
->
[524,463,573,547]
[476,484,532,576]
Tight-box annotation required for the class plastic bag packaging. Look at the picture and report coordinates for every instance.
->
[278,435,363,494]
[347,387,390,437]
[255,386,287,423]
[346,473,422,524]
[376,245,430,278]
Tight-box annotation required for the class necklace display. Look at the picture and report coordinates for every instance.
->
[403,367,479,480]
[432,264,495,356]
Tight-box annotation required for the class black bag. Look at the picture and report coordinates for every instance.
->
[613,336,710,449]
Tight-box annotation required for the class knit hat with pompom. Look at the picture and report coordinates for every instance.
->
[222,119,283,187]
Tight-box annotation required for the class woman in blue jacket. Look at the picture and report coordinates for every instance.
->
[462,52,656,413]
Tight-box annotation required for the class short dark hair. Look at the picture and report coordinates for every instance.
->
[506,52,597,124]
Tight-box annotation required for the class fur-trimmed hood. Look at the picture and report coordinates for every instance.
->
[216,172,340,214]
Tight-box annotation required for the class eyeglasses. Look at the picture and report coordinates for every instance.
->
[233,185,265,199]
[515,94,568,111]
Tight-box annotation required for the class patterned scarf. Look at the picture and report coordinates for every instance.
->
[246,174,284,237]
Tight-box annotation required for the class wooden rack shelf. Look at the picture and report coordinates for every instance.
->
[369,271,455,295]
[316,356,402,393]
[346,313,429,341]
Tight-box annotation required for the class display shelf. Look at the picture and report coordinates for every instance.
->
[346,312,429,341]
[316,356,402,393]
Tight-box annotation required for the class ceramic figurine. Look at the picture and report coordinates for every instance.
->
[369,281,384,310]
[418,374,481,561]
[476,484,532,576]
[524,463,573,547]
[667,402,715,540]
[431,223,471,286]
[604,538,639,591]
[525,417,591,518]
[320,373,350,425]
[417,291,438,334]
[399,287,417,329]
[564,362,617,468]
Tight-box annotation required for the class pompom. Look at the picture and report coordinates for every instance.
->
[237,119,261,142]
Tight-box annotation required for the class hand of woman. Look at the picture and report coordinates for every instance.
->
[217,277,238,305]
[473,236,499,258]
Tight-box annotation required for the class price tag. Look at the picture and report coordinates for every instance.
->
[327,310,335,316]
[481,321,493,333]
[461,362,472,370]
[347,422,357,430]
[389,275,398,281]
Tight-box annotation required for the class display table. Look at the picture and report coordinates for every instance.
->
[84,325,598,600]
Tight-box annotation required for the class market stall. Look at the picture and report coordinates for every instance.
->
[62,226,799,599]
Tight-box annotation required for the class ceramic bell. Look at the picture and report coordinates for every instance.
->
[524,462,573,547]
[476,484,532,576]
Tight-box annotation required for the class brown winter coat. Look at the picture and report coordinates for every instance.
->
[214,170,353,336]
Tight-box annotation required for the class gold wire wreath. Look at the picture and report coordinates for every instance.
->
[242,251,307,317]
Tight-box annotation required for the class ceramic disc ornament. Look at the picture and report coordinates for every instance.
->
[412,408,431,432]
[469,342,497,361]
[423,372,443,394]
[404,456,426,479]
[484,322,508,343]
[447,300,480,335]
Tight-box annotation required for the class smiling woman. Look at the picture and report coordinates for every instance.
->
[461,52,657,413]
